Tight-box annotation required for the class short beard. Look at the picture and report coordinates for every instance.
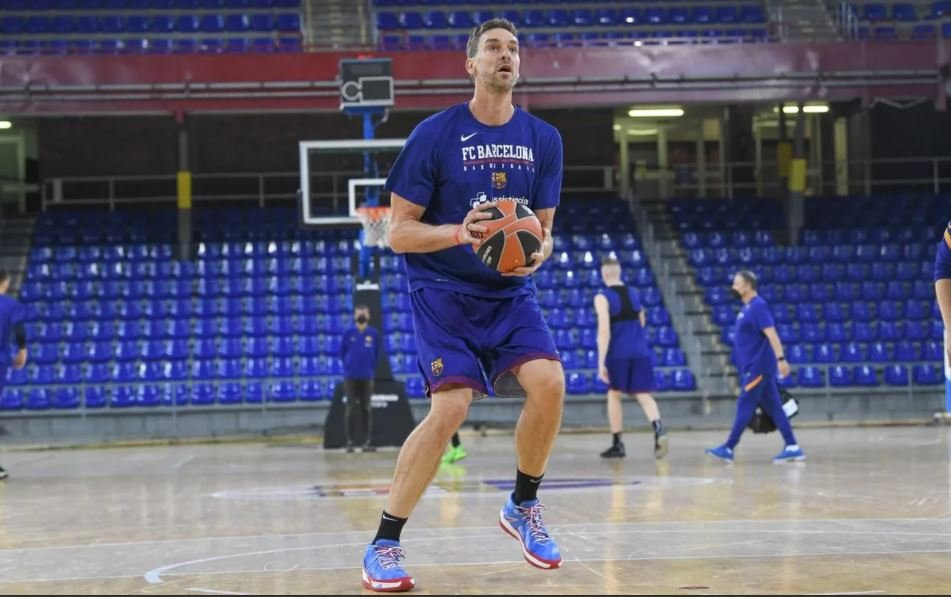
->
[479,70,517,94]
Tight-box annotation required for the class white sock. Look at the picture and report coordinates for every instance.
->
[786,444,800,451]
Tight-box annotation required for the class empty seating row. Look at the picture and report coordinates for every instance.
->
[27,315,353,340]
[781,364,941,388]
[857,2,951,22]
[376,6,767,30]
[712,300,938,326]
[699,274,934,301]
[379,28,767,49]
[31,242,357,264]
[781,340,943,364]
[0,13,300,33]
[30,336,347,363]
[20,277,354,301]
[565,368,696,395]
[0,35,301,54]
[0,379,334,412]
[706,280,936,304]
[721,319,941,344]
[0,0,299,9]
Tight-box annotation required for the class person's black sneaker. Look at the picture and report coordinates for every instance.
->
[654,429,669,460]
[362,444,377,453]
[0,466,8,480]
[600,443,625,459]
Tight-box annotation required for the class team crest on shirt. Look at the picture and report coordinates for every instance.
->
[492,171,507,189]
[364,336,373,347]
[431,358,444,376]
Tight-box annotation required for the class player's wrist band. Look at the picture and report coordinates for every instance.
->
[453,224,463,245]
[777,356,786,362]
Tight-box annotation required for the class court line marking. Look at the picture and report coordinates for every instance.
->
[143,542,951,585]
[3,515,951,554]
[185,588,250,595]
[803,591,885,595]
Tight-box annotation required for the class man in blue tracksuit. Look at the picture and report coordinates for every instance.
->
[706,270,805,463]
[0,269,27,480]
[341,305,381,453]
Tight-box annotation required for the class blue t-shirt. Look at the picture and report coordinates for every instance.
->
[733,295,777,378]
[600,286,652,360]
[341,325,380,380]
[385,102,563,298]
[0,295,25,368]
[934,219,951,282]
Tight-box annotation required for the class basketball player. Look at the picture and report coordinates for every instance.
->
[341,305,380,452]
[594,257,667,460]
[933,220,951,364]
[361,18,565,592]
[0,269,27,480]
[705,270,804,463]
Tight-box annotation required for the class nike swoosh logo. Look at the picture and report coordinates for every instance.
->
[461,132,478,142]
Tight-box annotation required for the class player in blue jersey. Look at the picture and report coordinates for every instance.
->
[934,220,951,364]
[705,270,804,464]
[0,270,28,480]
[360,18,565,592]
[594,257,668,460]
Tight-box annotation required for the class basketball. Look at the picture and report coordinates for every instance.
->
[473,202,543,273]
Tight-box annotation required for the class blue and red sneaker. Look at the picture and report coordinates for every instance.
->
[499,498,562,569]
[361,540,415,592]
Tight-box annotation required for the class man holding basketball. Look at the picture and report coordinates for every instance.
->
[360,17,565,592]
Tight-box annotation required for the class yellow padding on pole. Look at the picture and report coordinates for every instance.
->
[788,158,806,193]
[177,171,192,209]
[777,141,792,178]
[744,374,764,392]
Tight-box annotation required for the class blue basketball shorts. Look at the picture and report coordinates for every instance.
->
[935,238,951,281]
[605,356,656,394]
[410,288,560,398]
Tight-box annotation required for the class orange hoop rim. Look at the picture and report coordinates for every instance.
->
[355,206,391,222]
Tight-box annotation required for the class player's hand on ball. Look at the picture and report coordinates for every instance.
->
[598,365,610,385]
[459,202,499,247]
[778,359,791,378]
[501,226,550,278]
[12,348,27,370]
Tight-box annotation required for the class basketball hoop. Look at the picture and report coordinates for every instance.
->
[356,206,391,249]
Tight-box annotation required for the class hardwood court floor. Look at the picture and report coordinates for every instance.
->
[0,426,950,594]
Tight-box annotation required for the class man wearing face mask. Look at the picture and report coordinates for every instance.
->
[705,270,805,463]
[341,305,381,453]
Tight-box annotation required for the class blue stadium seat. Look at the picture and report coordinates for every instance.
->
[671,369,695,391]
[884,364,909,386]
[854,365,878,386]
[813,343,837,363]
[852,323,880,347]
[377,12,399,29]
[275,13,300,32]
[596,8,617,26]
[403,377,425,399]
[829,365,853,387]
[892,3,917,21]
[566,372,591,395]
[400,11,424,29]
[250,13,274,31]
[913,364,941,385]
